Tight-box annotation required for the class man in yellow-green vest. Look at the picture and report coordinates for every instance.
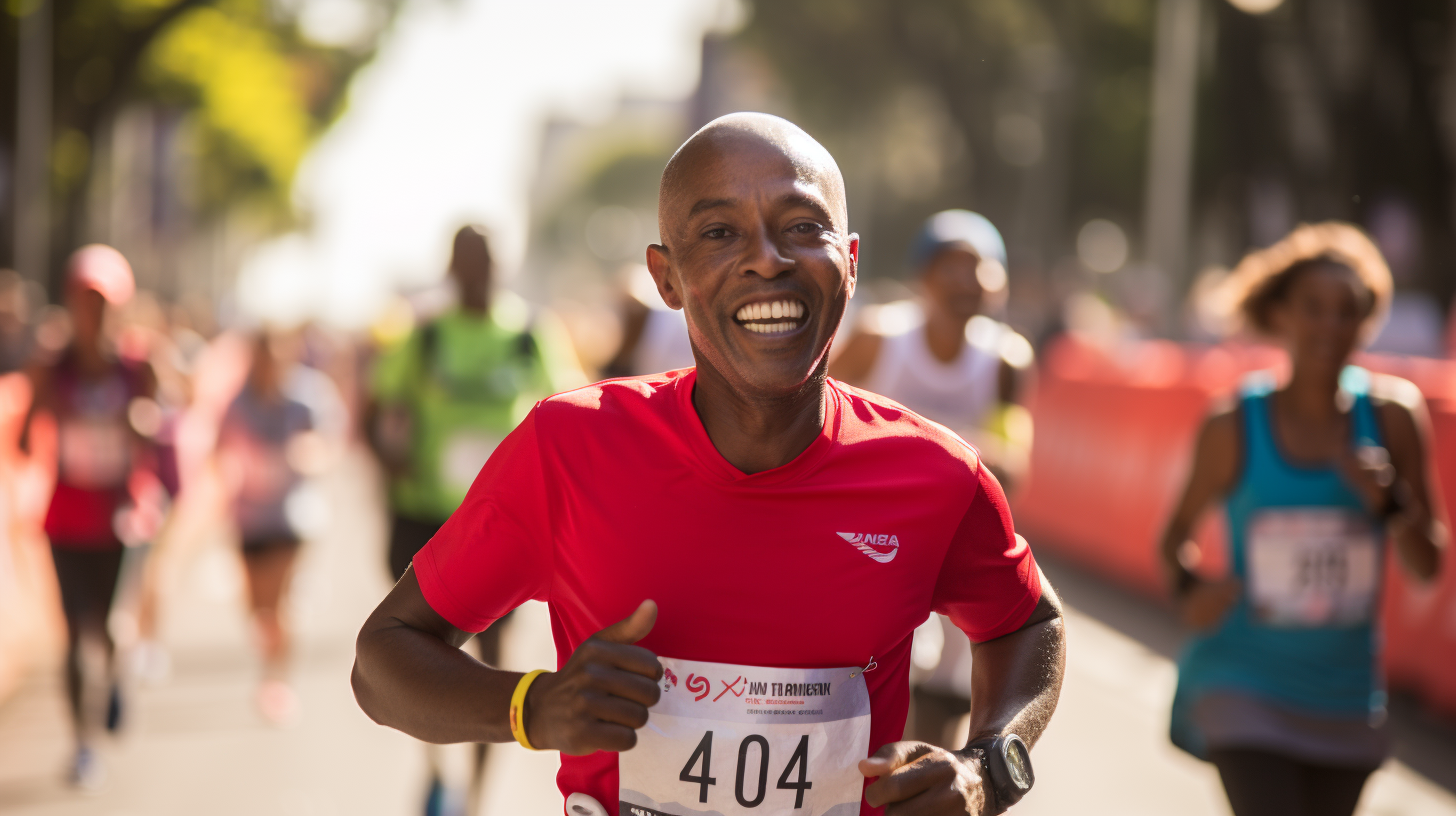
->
[367,225,581,816]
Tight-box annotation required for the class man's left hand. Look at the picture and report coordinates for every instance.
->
[860,741,988,815]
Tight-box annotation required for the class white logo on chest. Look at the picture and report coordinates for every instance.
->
[838,532,901,563]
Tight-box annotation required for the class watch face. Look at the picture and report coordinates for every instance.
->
[1002,740,1032,791]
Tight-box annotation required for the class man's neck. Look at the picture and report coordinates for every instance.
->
[922,306,970,364]
[690,361,828,475]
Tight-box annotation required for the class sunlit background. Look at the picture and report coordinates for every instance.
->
[2,0,1456,814]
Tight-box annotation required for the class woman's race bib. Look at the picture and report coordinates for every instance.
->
[1246,508,1379,627]
[619,657,870,816]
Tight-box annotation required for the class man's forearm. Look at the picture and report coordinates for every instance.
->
[352,619,521,745]
[964,600,1066,748]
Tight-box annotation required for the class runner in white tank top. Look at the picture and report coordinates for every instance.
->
[832,210,1032,473]
[862,305,1016,434]
[831,209,1034,750]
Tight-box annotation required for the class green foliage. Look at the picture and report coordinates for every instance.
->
[0,0,392,280]
[142,0,316,207]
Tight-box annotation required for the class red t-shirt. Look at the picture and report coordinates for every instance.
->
[414,369,1040,815]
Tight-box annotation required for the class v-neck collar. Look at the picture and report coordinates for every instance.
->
[671,368,841,487]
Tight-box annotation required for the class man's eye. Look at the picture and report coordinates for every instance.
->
[703,228,731,239]
[789,222,823,234]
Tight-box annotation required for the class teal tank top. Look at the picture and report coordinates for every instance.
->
[1170,367,1386,758]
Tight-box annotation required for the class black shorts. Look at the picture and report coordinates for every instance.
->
[242,536,302,555]
[49,545,126,632]
[1208,748,1375,816]
[389,515,447,582]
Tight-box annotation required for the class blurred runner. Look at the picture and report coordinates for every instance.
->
[0,269,36,373]
[602,263,694,378]
[1161,223,1446,816]
[830,209,1033,485]
[367,225,578,815]
[215,329,342,725]
[829,209,1034,749]
[26,245,159,789]
[354,113,1065,816]
[115,292,189,686]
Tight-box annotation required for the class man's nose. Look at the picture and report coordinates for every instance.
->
[739,223,793,280]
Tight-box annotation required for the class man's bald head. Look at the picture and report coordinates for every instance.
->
[658,113,847,244]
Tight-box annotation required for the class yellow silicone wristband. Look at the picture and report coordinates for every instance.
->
[509,669,549,750]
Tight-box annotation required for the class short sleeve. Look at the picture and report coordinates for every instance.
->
[412,408,554,632]
[931,464,1041,642]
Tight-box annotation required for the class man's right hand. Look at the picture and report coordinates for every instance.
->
[524,599,662,755]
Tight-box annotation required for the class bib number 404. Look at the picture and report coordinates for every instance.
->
[680,731,812,809]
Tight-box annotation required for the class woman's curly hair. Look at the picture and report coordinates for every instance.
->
[1224,222,1392,341]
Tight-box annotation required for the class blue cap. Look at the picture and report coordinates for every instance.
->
[909,210,1007,271]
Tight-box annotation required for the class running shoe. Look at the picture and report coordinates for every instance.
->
[255,679,300,727]
[423,775,447,816]
[68,745,105,792]
[130,639,172,686]
[421,775,467,816]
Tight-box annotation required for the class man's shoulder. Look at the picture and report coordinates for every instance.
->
[534,369,689,425]
[830,379,982,475]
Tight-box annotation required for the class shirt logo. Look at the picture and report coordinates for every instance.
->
[838,532,901,564]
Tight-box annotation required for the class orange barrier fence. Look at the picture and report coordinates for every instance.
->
[1015,335,1456,717]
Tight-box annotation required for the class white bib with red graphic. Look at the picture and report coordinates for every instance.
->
[619,657,870,816]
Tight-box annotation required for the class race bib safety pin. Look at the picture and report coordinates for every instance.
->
[849,656,877,679]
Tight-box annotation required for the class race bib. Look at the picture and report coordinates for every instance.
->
[1246,508,1379,627]
[440,431,502,493]
[619,657,870,816]
[59,418,130,489]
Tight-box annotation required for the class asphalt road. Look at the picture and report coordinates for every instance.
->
[0,449,1452,815]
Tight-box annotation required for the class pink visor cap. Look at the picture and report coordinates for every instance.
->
[67,244,135,305]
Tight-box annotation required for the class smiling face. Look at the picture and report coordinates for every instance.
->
[648,115,858,397]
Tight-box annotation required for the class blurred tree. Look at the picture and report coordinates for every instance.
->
[733,0,1155,288]
[1,0,396,293]
[736,0,1456,332]
[1199,0,1455,306]
[522,103,685,301]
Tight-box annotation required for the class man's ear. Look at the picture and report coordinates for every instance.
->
[846,235,860,299]
[646,244,683,310]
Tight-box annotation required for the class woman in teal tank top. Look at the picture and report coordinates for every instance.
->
[1159,223,1444,816]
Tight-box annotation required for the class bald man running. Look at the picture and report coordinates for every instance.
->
[353,113,1065,816]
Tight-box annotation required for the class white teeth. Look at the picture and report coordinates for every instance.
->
[734,300,804,322]
[743,322,795,334]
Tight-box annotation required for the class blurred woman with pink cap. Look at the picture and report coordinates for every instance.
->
[25,244,163,790]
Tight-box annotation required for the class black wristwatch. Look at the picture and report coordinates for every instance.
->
[966,734,1034,815]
